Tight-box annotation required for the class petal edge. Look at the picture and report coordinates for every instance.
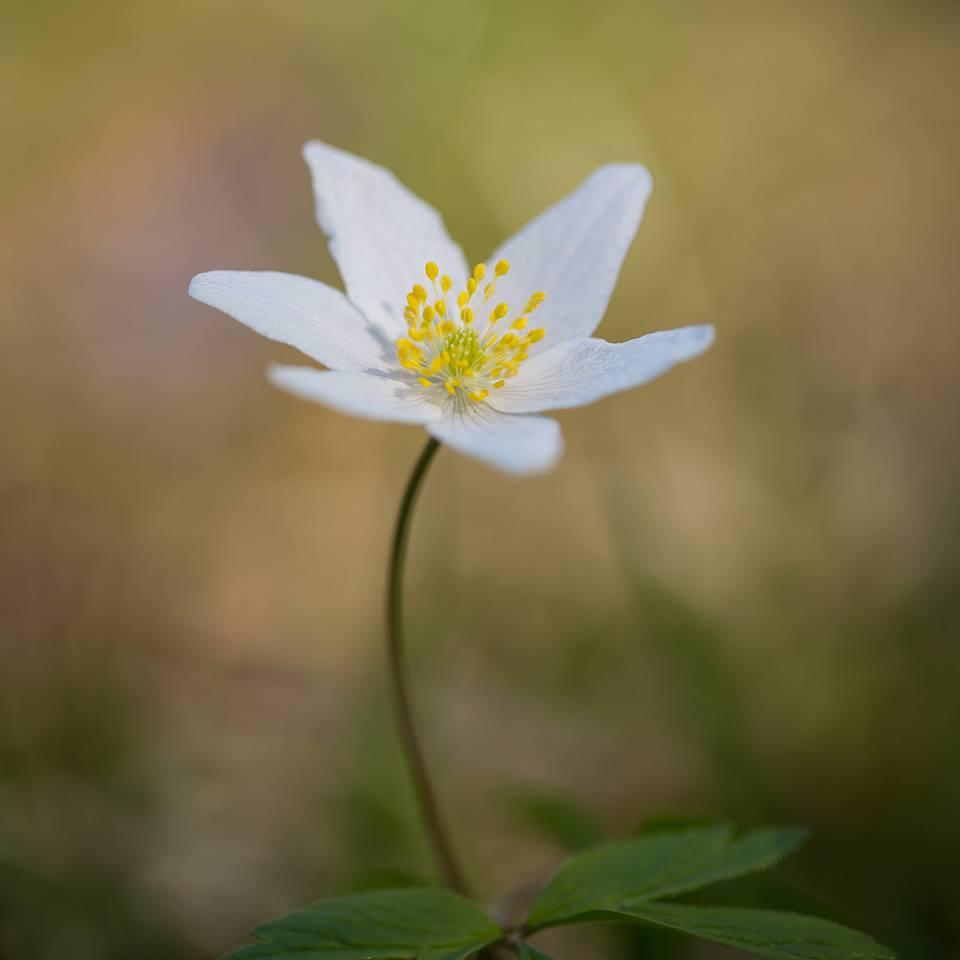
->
[490,325,715,414]
[189,270,387,371]
[303,141,469,336]
[487,164,654,345]
[269,366,443,425]
[428,407,563,475]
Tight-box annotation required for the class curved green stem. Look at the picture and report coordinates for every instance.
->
[386,437,470,896]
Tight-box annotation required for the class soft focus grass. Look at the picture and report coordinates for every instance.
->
[2,2,959,958]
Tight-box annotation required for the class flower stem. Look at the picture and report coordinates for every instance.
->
[385,437,470,896]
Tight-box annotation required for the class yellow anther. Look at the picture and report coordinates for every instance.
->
[524,292,546,313]
[398,261,546,400]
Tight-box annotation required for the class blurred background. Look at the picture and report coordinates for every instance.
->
[3,1,959,957]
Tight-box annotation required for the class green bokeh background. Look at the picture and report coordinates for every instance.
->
[3,2,959,958]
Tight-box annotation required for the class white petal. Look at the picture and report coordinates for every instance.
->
[428,407,563,476]
[487,164,653,344]
[189,271,389,370]
[269,366,443,424]
[490,325,715,414]
[303,141,468,336]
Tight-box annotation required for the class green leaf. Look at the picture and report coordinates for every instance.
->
[514,942,554,960]
[526,825,807,929]
[599,902,894,960]
[223,887,501,960]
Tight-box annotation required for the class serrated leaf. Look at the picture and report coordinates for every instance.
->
[223,888,501,960]
[527,825,807,929]
[600,903,894,960]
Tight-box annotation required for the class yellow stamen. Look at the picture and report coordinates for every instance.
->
[524,292,546,313]
[395,258,548,406]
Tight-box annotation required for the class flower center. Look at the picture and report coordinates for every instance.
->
[395,260,546,404]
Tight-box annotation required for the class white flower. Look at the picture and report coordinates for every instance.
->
[189,142,714,475]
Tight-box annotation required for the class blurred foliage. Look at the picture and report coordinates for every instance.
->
[3,0,960,958]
